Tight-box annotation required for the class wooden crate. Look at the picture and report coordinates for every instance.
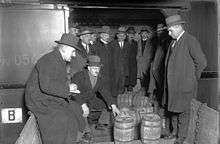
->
[15,112,42,144]
[184,99,219,144]
[94,139,175,144]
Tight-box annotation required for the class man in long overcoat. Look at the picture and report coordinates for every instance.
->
[111,27,131,96]
[126,26,138,91]
[25,34,86,144]
[163,14,207,144]
[137,26,155,93]
[91,26,115,97]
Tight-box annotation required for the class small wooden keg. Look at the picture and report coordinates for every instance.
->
[141,114,161,144]
[128,110,141,140]
[114,116,135,143]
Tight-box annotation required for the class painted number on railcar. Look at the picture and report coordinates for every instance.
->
[1,108,22,123]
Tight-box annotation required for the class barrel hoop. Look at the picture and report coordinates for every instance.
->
[141,138,160,141]
[114,125,134,130]
[141,125,160,128]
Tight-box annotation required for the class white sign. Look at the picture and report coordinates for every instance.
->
[1,108,22,123]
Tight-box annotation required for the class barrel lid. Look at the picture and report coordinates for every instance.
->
[115,116,134,123]
[142,113,160,122]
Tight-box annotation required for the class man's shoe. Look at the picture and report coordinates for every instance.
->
[95,123,108,131]
[174,138,184,144]
[163,132,177,139]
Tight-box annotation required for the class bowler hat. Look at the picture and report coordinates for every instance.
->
[165,14,185,27]
[55,33,81,51]
[87,55,103,67]
[77,29,93,37]
[99,26,111,34]
[126,27,136,34]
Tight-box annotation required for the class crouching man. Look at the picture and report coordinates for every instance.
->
[71,55,120,129]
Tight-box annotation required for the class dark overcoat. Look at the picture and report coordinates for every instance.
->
[110,40,130,96]
[71,69,116,109]
[127,39,138,87]
[90,40,114,95]
[163,32,207,112]
[25,50,85,144]
[137,38,154,78]
[77,41,96,58]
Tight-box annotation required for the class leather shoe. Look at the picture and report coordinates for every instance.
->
[163,132,177,139]
[95,123,108,130]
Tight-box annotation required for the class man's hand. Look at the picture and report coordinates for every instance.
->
[111,104,120,117]
[81,103,89,117]
[69,83,80,93]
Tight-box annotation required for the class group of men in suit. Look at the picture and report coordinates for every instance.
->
[25,14,207,144]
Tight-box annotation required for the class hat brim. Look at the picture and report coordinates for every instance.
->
[86,62,103,67]
[77,32,93,37]
[167,21,186,27]
[55,41,81,51]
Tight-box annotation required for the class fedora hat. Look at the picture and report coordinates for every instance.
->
[157,23,167,32]
[126,27,136,34]
[139,26,153,34]
[99,25,111,34]
[87,55,103,67]
[77,29,93,37]
[165,14,185,27]
[55,33,81,51]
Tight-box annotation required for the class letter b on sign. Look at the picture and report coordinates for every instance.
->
[1,108,22,123]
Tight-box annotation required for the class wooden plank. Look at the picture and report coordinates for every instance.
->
[15,112,42,144]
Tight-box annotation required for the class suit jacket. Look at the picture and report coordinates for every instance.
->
[69,41,96,76]
[163,32,207,112]
[25,50,85,144]
[137,38,154,78]
[71,69,116,109]
[77,41,96,58]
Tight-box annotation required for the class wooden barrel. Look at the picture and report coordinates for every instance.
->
[117,93,133,108]
[114,116,135,143]
[141,114,161,144]
[128,110,141,140]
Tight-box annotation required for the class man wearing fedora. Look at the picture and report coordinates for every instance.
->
[163,14,207,144]
[25,33,87,144]
[111,26,132,96]
[147,23,171,136]
[77,28,96,58]
[91,26,115,98]
[137,25,155,94]
[71,55,120,129]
